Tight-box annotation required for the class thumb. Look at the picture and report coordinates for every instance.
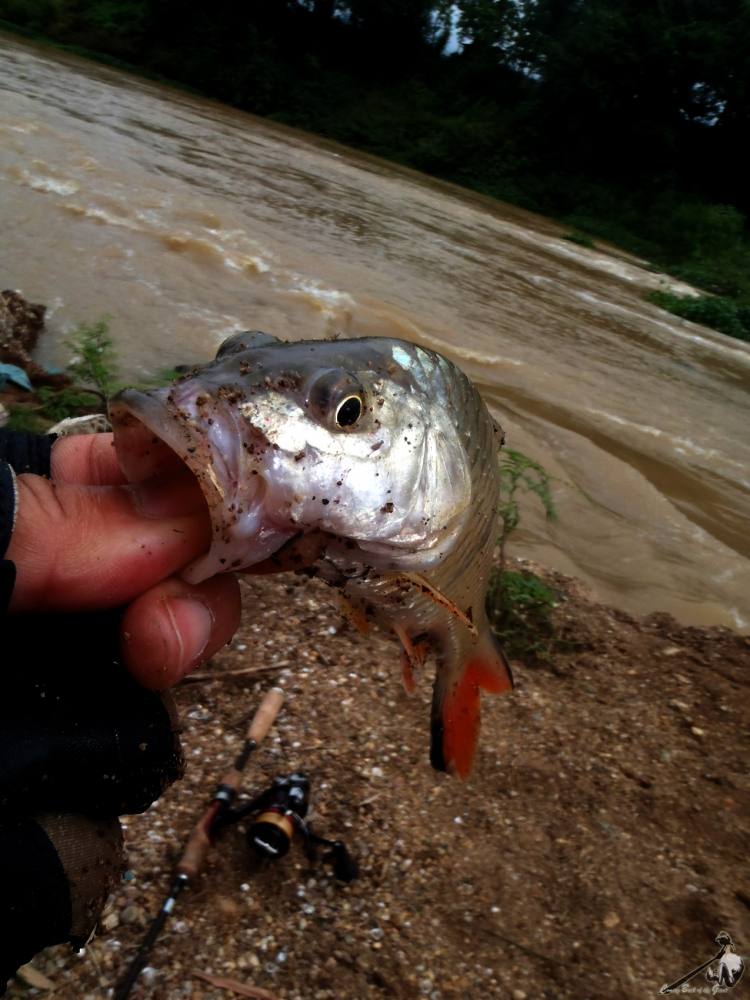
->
[6,469,211,612]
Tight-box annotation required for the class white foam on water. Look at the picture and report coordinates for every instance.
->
[222,252,270,274]
[64,202,141,230]
[576,290,750,365]
[17,168,79,197]
[585,407,749,476]
[286,277,355,316]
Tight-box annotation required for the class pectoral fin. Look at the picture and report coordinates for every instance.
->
[430,630,513,778]
[339,593,371,635]
[383,572,477,637]
[394,625,430,695]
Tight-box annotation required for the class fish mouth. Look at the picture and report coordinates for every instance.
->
[110,383,297,583]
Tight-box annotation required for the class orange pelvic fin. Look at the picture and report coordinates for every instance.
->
[431,631,513,778]
[394,625,430,694]
[338,593,370,635]
[384,572,477,637]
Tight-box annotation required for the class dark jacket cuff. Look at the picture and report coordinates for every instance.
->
[0,429,55,477]
[0,431,56,614]
[0,815,72,990]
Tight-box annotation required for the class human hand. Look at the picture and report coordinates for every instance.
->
[6,432,241,689]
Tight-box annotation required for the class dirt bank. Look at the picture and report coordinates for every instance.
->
[10,560,750,999]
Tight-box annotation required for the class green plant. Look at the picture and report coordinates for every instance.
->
[487,449,560,663]
[6,405,50,433]
[486,569,559,662]
[562,231,595,249]
[35,386,109,421]
[64,318,120,398]
[647,290,750,342]
[4,319,125,432]
[497,448,555,569]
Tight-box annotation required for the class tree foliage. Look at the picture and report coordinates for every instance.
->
[4,0,749,314]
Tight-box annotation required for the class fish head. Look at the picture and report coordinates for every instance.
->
[110,333,473,583]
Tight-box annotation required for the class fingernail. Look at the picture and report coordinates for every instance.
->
[162,596,213,676]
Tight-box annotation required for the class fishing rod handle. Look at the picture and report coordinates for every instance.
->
[176,801,219,879]
[246,686,285,744]
[220,686,285,792]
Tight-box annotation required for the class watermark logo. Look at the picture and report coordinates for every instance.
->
[659,931,744,994]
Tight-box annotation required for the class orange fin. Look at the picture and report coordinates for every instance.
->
[401,649,417,694]
[384,572,477,637]
[430,632,513,778]
[338,593,370,635]
[394,625,430,695]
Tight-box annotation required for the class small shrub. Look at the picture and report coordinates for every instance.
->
[497,449,555,569]
[562,231,595,249]
[4,318,124,431]
[486,449,559,662]
[648,290,750,341]
[64,318,120,397]
[35,386,109,422]
[487,569,559,661]
[655,202,744,261]
[6,405,50,433]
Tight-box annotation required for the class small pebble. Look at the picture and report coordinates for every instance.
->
[140,966,157,986]
[121,905,144,926]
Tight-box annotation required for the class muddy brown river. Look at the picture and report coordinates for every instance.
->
[2,34,748,629]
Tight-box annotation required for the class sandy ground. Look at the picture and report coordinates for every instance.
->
[8,559,750,1000]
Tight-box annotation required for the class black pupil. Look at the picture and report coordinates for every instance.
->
[336,396,362,427]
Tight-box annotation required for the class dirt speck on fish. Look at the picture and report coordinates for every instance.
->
[110,332,513,776]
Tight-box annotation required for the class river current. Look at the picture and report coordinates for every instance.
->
[2,34,748,629]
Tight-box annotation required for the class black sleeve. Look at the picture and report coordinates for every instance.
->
[0,429,56,477]
[0,816,72,989]
[0,461,17,615]
[0,429,56,614]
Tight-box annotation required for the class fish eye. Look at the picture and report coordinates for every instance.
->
[307,369,366,431]
[335,395,363,427]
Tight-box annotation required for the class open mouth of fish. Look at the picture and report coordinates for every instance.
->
[110,383,301,584]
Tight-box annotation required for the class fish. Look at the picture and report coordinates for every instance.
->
[110,332,513,777]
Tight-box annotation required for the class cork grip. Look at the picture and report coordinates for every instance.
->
[246,686,285,744]
[177,802,219,879]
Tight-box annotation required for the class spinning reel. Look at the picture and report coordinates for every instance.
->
[220,772,358,883]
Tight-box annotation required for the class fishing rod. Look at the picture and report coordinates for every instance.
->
[114,686,284,1000]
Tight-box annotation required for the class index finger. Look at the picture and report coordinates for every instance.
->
[51,433,127,486]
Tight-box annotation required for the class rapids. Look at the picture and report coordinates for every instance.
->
[1,34,748,629]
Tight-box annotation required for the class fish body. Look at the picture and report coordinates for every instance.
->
[111,333,513,776]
